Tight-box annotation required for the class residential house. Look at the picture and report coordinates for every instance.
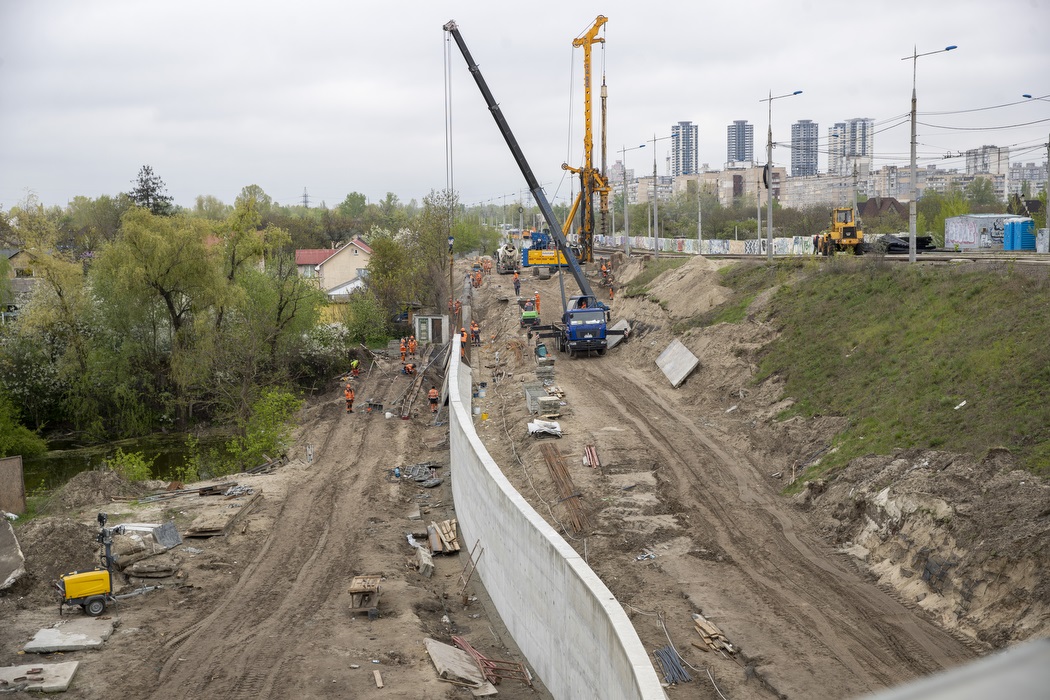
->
[295,237,373,300]
[1,249,38,322]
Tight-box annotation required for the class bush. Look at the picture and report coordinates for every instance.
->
[221,389,302,474]
[105,447,155,482]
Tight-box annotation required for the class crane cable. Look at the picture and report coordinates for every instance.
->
[443,30,456,240]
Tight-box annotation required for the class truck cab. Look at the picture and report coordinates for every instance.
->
[558,295,608,356]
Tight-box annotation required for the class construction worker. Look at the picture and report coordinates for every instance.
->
[350,358,360,378]
[812,234,820,255]
[600,261,608,280]
[609,282,615,301]
[513,271,520,296]
[460,327,468,360]
[408,335,417,358]
[470,320,480,346]
[403,362,416,376]
[399,337,407,363]
[428,386,440,413]
[534,291,540,314]
[454,299,462,319]
[344,383,355,413]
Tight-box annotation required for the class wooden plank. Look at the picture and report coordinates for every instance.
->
[372,669,383,688]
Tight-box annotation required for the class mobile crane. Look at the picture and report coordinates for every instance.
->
[443,20,617,357]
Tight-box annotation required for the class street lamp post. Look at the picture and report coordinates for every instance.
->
[649,133,675,258]
[1022,96,1050,209]
[903,45,957,263]
[618,143,646,256]
[760,90,802,263]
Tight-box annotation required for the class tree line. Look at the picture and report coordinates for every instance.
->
[0,168,498,469]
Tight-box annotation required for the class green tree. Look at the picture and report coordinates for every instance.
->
[92,209,221,426]
[0,392,47,458]
[222,388,302,473]
[192,195,231,220]
[965,176,999,210]
[128,165,174,216]
[342,289,388,346]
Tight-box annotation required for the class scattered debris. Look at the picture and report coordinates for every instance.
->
[453,635,533,687]
[527,420,562,438]
[185,490,262,538]
[415,547,434,578]
[427,519,460,554]
[692,612,736,654]
[636,549,656,561]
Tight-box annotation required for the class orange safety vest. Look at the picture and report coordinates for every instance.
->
[428,388,439,400]
[345,386,354,400]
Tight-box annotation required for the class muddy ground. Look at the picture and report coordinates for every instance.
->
[2,254,1046,699]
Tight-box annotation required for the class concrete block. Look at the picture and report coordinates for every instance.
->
[656,338,699,388]
[0,661,80,693]
[24,616,117,653]
[0,519,26,591]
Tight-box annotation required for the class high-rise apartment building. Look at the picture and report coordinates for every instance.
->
[727,120,754,165]
[671,121,699,176]
[790,119,819,176]
[828,118,874,175]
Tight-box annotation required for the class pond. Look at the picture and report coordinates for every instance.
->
[22,433,231,493]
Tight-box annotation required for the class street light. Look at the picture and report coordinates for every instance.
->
[1021,95,1050,211]
[650,133,676,258]
[760,90,802,262]
[617,143,645,256]
[903,44,957,263]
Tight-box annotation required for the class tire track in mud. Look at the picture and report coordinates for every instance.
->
[148,399,385,700]
[582,361,971,690]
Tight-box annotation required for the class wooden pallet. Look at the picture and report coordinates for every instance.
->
[348,574,382,613]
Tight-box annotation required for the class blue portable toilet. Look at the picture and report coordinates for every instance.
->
[1018,218,1036,251]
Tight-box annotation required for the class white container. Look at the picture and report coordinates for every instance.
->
[384,411,393,419]
[473,406,481,415]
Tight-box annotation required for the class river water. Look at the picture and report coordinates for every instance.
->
[22,433,230,493]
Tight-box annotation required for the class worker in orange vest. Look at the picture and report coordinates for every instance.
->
[399,337,407,362]
[428,386,440,413]
[460,327,468,360]
[344,383,355,413]
[408,335,417,358]
[470,320,480,346]
[534,291,540,314]
[513,271,520,296]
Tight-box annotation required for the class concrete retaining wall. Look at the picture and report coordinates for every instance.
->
[449,337,667,700]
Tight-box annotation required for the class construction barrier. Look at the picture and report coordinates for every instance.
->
[448,335,667,700]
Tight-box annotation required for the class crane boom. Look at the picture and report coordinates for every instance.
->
[443,20,595,299]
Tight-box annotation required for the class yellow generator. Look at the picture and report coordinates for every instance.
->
[56,569,112,616]
[54,513,123,616]
[819,207,866,255]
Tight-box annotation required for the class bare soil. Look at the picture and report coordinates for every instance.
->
[2,255,1045,699]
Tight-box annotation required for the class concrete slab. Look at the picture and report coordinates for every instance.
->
[24,616,117,653]
[607,319,631,350]
[424,637,484,685]
[0,519,26,591]
[0,661,80,693]
[656,338,699,388]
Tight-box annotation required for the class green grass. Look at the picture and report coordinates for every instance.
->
[752,260,1050,479]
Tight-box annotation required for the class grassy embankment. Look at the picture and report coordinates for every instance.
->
[644,256,1050,480]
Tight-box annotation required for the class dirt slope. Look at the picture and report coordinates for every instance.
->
[466,260,978,699]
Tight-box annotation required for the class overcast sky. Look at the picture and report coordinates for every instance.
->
[2,0,1048,213]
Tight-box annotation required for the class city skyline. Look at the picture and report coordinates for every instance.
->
[2,1,1047,210]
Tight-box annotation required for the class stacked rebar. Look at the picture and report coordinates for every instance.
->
[539,443,587,534]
